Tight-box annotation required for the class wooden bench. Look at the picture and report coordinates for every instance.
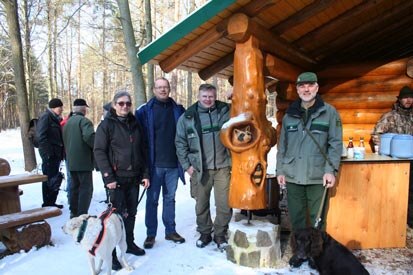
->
[0,207,62,253]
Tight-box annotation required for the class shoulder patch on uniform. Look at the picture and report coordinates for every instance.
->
[336,118,342,127]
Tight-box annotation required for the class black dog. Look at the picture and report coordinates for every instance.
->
[290,227,369,275]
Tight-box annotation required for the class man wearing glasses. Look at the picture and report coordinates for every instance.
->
[94,91,150,271]
[135,77,186,249]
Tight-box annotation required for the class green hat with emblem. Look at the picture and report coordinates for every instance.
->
[296,72,318,84]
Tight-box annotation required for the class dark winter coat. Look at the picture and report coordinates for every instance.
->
[94,109,149,185]
[135,97,186,184]
[62,112,95,171]
[36,109,64,161]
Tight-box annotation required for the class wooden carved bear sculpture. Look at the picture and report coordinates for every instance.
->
[221,36,276,210]
[232,126,252,146]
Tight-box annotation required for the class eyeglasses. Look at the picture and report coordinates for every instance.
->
[116,101,132,107]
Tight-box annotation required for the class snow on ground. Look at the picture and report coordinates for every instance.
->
[0,128,411,274]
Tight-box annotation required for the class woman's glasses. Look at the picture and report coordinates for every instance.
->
[116,101,132,107]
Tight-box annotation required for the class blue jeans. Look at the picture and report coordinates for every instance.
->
[145,167,179,237]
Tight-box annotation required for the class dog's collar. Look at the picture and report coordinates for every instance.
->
[76,217,90,243]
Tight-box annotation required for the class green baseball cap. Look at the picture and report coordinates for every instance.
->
[296,72,318,84]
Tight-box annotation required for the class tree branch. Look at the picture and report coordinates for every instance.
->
[56,2,87,38]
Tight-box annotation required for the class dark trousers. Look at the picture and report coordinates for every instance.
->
[41,158,61,206]
[286,183,328,231]
[69,171,93,217]
[108,176,139,245]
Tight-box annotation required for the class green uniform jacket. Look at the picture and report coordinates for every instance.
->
[175,101,231,183]
[63,112,95,171]
[276,97,343,185]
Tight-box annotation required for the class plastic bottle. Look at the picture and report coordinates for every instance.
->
[356,137,366,159]
[347,137,354,159]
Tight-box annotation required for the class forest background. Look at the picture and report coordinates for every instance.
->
[0,0,244,171]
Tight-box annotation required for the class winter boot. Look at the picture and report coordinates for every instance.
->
[196,233,212,248]
[214,235,228,251]
[126,242,145,256]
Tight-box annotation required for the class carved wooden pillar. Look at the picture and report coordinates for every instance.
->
[221,31,276,209]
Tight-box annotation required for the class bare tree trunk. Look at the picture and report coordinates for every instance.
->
[144,0,154,99]
[77,0,82,98]
[102,1,107,104]
[1,0,37,171]
[65,28,73,110]
[186,71,192,107]
[116,0,146,106]
[22,0,35,117]
[185,0,196,107]
[174,0,180,22]
[47,0,54,98]
[53,6,58,97]
[169,0,181,100]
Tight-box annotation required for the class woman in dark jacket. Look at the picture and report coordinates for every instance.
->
[94,91,150,269]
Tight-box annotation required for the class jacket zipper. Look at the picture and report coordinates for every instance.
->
[208,108,217,170]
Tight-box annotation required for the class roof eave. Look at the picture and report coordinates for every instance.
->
[137,0,236,65]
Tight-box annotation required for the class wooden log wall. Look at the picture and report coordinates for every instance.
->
[276,58,413,152]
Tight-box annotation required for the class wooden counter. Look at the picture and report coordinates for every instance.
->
[326,153,410,249]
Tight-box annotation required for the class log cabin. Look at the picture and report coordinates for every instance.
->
[138,0,413,249]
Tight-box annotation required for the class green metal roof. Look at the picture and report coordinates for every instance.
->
[137,0,236,65]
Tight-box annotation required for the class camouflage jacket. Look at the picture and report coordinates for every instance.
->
[372,103,413,144]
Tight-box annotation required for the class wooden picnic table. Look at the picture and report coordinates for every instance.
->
[0,164,62,254]
[0,173,47,215]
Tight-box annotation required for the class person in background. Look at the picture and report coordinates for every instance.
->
[135,77,186,249]
[94,91,150,271]
[372,85,413,228]
[60,111,73,203]
[36,98,65,209]
[102,102,112,120]
[175,84,232,250]
[62,99,95,218]
[276,72,342,266]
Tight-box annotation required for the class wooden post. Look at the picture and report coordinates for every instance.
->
[220,32,276,210]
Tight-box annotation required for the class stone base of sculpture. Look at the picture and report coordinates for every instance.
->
[226,215,281,268]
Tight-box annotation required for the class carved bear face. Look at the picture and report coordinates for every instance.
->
[232,126,252,146]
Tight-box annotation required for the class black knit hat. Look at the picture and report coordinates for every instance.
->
[48,98,63,108]
[398,86,413,99]
[73,98,89,107]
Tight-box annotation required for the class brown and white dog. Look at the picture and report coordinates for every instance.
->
[63,213,133,275]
